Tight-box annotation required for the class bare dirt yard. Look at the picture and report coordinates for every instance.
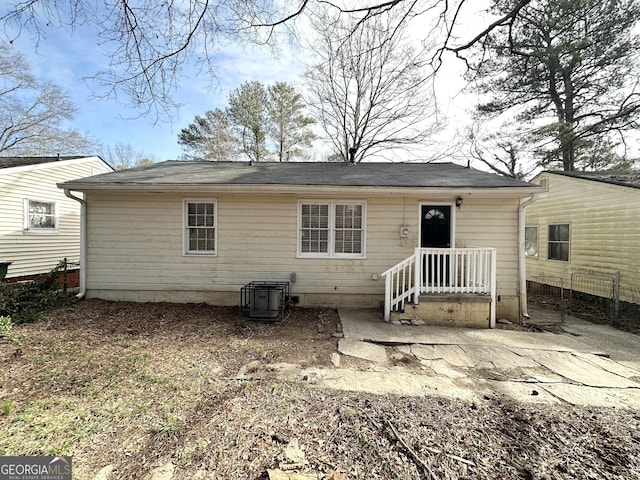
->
[2,299,640,479]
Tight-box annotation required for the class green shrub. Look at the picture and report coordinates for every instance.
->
[1,399,13,416]
[0,263,75,324]
[0,315,11,337]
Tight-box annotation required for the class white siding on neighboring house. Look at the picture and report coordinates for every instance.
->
[526,172,640,305]
[0,157,112,279]
[84,190,524,318]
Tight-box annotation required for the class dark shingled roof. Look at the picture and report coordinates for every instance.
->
[60,160,537,189]
[547,170,640,190]
[0,156,86,170]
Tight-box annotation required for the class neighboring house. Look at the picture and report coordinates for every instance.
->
[0,156,114,282]
[59,161,541,327]
[525,170,640,308]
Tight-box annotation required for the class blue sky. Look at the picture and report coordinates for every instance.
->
[4,5,480,166]
[10,24,307,162]
[9,4,639,171]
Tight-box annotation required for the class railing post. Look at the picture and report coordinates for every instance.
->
[384,271,391,322]
[614,271,620,324]
[384,247,496,327]
[490,248,497,328]
[414,247,421,304]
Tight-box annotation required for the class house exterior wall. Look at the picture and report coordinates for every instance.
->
[525,172,640,305]
[456,197,521,319]
[83,190,523,319]
[0,157,112,279]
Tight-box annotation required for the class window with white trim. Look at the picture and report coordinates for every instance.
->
[299,201,365,258]
[24,199,57,232]
[184,200,217,255]
[548,223,569,261]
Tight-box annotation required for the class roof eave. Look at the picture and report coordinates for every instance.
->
[3,156,113,174]
[58,182,544,197]
[539,170,640,190]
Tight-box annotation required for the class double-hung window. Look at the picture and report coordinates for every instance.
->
[547,224,569,261]
[24,199,57,232]
[299,201,365,258]
[184,199,217,255]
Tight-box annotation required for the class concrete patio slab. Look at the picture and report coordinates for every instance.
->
[339,308,640,367]
[562,318,640,370]
[302,367,479,401]
[517,368,566,384]
[337,338,387,363]
[573,352,640,380]
[411,344,477,367]
[335,307,640,408]
[531,350,640,388]
[410,344,439,361]
[460,344,540,369]
[339,308,592,353]
[420,359,467,378]
[540,383,640,409]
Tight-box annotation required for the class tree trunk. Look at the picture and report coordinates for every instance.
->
[561,73,575,171]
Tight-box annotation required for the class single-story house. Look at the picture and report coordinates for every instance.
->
[58,161,542,327]
[525,170,640,308]
[0,156,113,282]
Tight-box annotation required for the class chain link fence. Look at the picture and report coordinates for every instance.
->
[569,272,619,323]
[526,275,566,324]
[527,272,622,325]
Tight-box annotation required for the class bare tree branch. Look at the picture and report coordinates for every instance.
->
[1,0,550,120]
[304,7,441,162]
[0,44,96,156]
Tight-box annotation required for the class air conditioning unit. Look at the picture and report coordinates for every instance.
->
[241,281,290,321]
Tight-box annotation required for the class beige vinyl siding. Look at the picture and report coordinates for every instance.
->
[526,173,640,304]
[85,191,523,313]
[0,158,112,278]
[456,198,520,298]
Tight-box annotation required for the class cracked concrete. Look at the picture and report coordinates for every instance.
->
[530,350,639,388]
[459,344,539,368]
[337,338,387,363]
[332,308,640,409]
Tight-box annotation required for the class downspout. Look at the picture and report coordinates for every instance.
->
[64,189,87,299]
[518,194,538,321]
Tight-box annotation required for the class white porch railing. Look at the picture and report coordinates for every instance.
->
[381,247,497,327]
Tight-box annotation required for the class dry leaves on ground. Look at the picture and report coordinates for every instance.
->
[1,299,639,479]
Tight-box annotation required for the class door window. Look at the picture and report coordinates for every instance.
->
[421,205,451,248]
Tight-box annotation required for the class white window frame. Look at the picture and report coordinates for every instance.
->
[23,199,58,233]
[297,200,366,259]
[547,223,570,262]
[183,199,217,256]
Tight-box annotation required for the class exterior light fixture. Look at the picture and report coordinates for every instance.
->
[456,197,464,208]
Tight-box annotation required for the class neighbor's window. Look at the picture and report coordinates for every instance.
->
[299,201,365,258]
[184,200,217,255]
[548,224,569,261]
[24,199,57,232]
[525,226,538,257]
